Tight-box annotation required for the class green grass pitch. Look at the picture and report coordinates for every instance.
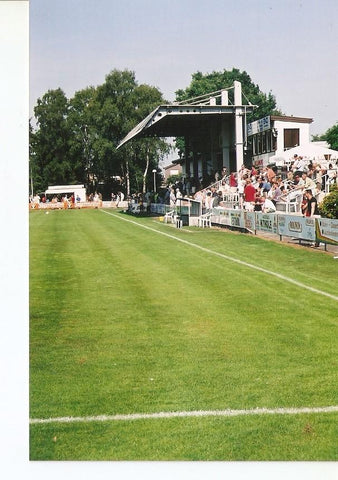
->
[29,208,337,460]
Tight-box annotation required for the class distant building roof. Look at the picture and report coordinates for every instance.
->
[271,115,313,124]
[163,160,181,171]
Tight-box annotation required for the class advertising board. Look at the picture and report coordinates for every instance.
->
[256,212,278,234]
[316,218,338,245]
[277,215,316,241]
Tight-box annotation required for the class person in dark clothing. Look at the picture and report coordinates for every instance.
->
[304,189,320,247]
[304,189,319,217]
[212,191,223,207]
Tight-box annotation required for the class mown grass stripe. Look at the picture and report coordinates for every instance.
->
[30,405,338,424]
[101,210,338,302]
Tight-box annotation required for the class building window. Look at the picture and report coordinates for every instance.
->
[284,129,299,150]
[266,132,271,152]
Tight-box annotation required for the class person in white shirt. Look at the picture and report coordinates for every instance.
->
[169,188,176,207]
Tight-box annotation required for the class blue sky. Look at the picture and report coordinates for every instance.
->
[30,0,337,135]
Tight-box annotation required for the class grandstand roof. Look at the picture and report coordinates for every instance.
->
[117,103,255,149]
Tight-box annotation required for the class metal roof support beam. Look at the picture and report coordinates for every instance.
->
[221,90,229,106]
[221,119,231,172]
[234,81,244,171]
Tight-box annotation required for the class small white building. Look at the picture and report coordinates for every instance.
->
[45,184,87,202]
[247,115,314,167]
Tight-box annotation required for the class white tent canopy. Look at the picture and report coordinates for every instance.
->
[45,184,86,202]
[270,143,338,165]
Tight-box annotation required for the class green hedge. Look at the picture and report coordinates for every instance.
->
[319,184,338,219]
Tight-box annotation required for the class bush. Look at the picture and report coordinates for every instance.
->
[319,184,338,219]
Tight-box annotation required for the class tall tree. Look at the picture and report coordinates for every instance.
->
[30,70,170,196]
[30,88,74,191]
[90,70,141,196]
[127,83,170,193]
[93,70,170,195]
[67,87,97,188]
[175,68,281,122]
[174,68,282,159]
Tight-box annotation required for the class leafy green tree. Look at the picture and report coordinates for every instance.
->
[312,123,338,151]
[67,87,97,188]
[30,69,170,197]
[311,133,326,142]
[30,88,72,191]
[93,70,170,195]
[174,68,281,159]
[130,137,170,193]
[29,120,43,195]
[175,68,281,122]
[127,83,170,193]
[324,123,338,151]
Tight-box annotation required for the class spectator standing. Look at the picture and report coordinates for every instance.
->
[229,172,238,192]
[204,191,213,210]
[243,179,256,211]
[164,187,170,205]
[304,189,320,247]
[293,155,306,175]
[304,189,320,217]
[33,194,40,209]
[238,176,246,208]
[169,187,176,207]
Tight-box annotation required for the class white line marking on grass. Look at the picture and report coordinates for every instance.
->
[101,210,338,302]
[30,405,338,424]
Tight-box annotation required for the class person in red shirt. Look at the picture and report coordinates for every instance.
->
[244,179,257,211]
[229,172,238,191]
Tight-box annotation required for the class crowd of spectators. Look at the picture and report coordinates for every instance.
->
[30,154,337,217]
[162,154,337,216]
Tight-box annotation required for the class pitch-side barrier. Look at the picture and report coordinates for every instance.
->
[213,208,338,249]
[150,204,338,249]
[29,200,128,210]
[212,208,338,249]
